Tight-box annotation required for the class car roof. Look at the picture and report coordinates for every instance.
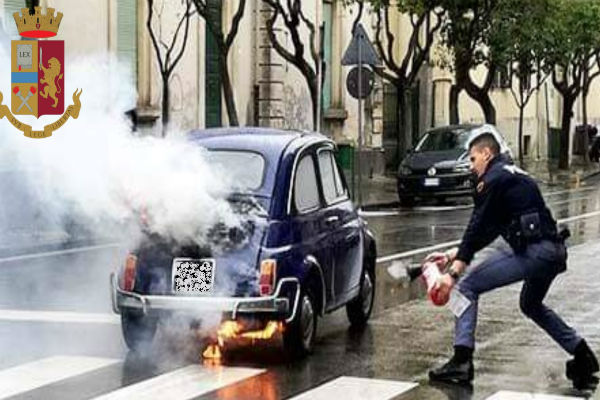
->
[187,128,332,199]
[188,127,329,157]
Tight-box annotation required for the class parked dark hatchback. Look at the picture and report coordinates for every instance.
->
[111,128,377,357]
[397,124,512,206]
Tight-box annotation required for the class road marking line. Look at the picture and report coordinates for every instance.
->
[485,390,584,399]
[544,186,597,196]
[361,189,595,217]
[0,356,119,399]
[0,309,120,325]
[376,210,600,264]
[288,376,417,400]
[92,365,264,400]
[0,243,120,264]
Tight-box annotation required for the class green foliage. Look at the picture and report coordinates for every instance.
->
[545,0,600,71]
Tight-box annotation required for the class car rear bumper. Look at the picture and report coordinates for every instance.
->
[397,173,475,198]
[110,273,300,323]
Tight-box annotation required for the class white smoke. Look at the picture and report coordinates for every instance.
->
[0,45,240,252]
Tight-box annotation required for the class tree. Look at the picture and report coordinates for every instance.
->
[580,52,600,164]
[546,0,600,169]
[146,0,194,137]
[262,0,321,130]
[440,0,520,125]
[505,0,550,165]
[367,0,444,161]
[192,0,247,127]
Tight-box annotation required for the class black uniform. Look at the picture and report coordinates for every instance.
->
[457,155,560,264]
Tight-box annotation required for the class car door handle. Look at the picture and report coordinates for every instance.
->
[325,215,339,225]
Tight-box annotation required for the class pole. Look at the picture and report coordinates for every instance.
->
[357,32,363,210]
[315,1,322,133]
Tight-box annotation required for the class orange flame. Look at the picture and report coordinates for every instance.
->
[201,320,285,360]
[202,344,222,360]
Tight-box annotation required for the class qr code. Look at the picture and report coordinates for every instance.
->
[173,259,214,293]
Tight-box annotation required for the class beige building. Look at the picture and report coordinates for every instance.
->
[1,1,597,168]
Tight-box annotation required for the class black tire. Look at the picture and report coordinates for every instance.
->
[283,285,317,359]
[121,311,158,352]
[346,266,375,328]
[399,196,415,207]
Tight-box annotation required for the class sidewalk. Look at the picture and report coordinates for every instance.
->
[359,160,600,209]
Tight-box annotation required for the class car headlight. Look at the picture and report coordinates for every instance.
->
[400,166,412,175]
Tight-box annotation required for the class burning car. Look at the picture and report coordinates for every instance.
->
[110,128,377,358]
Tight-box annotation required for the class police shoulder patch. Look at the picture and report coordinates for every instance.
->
[503,165,528,175]
[476,181,485,193]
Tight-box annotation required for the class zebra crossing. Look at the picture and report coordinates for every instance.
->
[0,355,586,400]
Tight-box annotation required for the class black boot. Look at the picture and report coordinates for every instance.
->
[566,339,599,391]
[429,346,474,385]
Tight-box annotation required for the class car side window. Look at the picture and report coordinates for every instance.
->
[294,154,320,213]
[318,149,346,203]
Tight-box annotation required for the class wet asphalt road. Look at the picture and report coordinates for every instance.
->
[0,178,600,399]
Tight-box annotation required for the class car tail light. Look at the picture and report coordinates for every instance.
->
[121,254,137,292]
[259,259,277,296]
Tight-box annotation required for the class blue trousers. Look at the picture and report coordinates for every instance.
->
[455,240,581,354]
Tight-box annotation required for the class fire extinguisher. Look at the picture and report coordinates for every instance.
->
[407,258,449,306]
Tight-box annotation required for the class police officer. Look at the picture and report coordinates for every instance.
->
[427,133,599,390]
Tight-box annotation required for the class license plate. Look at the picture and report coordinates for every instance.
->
[424,178,440,187]
[172,258,216,293]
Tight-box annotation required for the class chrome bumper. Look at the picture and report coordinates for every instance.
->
[110,273,301,323]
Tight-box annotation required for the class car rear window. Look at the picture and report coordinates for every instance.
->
[206,150,265,191]
[415,129,471,152]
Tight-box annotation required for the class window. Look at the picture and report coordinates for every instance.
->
[318,149,345,203]
[492,64,511,89]
[415,128,471,152]
[206,150,265,191]
[294,155,320,213]
[117,0,137,91]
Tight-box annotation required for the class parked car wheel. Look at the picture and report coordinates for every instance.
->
[346,266,375,328]
[399,196,415,207]
[121,311,158,352]
[283,284,317,358]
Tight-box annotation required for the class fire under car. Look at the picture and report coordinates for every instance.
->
[111,128,377,358]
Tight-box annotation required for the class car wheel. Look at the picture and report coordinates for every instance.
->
[283,285,317,358]
[399,196,415,207]
[346,266,375,328]
[121,311,158,352]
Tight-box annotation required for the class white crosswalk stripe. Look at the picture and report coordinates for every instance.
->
[91,364,265,400]
[485,390,585,399]
[0,355,590,400]
[0,356,119,399]
[288,376,417,400]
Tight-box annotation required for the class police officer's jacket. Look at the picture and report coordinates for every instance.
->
[456,155,558,264]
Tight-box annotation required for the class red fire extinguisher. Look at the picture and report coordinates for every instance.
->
[421,259,450,306]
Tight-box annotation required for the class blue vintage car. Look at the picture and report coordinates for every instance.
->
[111,128,377,357]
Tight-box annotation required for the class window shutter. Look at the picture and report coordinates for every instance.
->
[117,0,137,88]
[205,0,222,128]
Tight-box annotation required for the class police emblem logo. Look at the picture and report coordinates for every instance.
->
[476,181,485,193]
[0,6,82,139]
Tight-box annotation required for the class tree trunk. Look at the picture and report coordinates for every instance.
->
[309,77,318,131]
[518,105,525,167]
[449,84,460,125]
[559,95,575,170]
[582,86,590,165]
[220,53,239,126]
[162,76,169,137]
[397,85,407,164]
[467,88,496,124]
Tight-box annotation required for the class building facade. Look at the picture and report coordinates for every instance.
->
[1,0,598,169]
